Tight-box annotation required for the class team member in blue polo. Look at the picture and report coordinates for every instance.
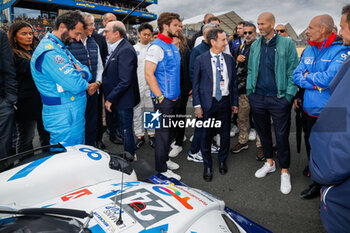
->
[31,11,91,146]
[145,12,182,180]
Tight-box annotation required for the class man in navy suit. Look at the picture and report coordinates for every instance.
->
[103,21,140,157]
[192,28,239,181]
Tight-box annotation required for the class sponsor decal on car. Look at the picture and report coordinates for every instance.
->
[98,182,140,199]
[110,188,179,228]
[61,188,92,202]
[93,205,134,232]
[152,186,194,209]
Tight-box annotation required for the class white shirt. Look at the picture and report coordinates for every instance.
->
[134,42,151,93]
[210,50,229,97]
[194,36,231,55]
[145,44,164,64]
[106,38,124,63]
[81,37,103,83]
[194,36,205,48]
[194,50,230,109]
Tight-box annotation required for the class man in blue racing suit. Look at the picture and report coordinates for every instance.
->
[31,11,92,146]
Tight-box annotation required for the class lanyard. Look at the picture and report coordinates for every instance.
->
[212,55,225,81]
[45,34,76,65]
[240,43,249,56]
[82,39,93,71]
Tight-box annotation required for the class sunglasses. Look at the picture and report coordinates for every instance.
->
[276,30,286,33]
[244,31,254,35]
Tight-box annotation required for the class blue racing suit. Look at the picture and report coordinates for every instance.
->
[293,35,349,117]
[31,32,92,146]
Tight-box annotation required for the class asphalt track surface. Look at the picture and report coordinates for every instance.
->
[32,109,326,233]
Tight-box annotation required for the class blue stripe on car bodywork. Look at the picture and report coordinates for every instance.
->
[7,156,54,181]
[41,204,55,208]
[90,224,106,233]
[224,206,272,233]
[139,224,169,233]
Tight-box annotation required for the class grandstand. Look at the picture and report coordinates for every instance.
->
[0,0,157,25]
[183,10,244,36]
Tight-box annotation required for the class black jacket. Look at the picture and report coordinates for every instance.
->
[189,27,203,49]
[0,30,17,104]
[13,48,42,120]
[180,46,192,97]
[234,42,252,95]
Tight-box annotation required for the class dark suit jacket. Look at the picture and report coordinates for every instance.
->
[192,50,238,112]
[102,38,140,109]
[0,30,17,104]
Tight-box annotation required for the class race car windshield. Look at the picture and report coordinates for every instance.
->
[0,207,92,233]
[0,144,66,173]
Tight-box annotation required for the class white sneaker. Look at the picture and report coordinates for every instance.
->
[248,128,257,141]
[213,134,220,146]
[169,145,183,158]
[170,136,187,149]
[255,161,276,178]
[187,151,203,163]
[280,172,292,194]
[211,144,220,153]
[166,159,180,170]
[230,125,239,137]
[161,169,181,180]
[189,135,194,142]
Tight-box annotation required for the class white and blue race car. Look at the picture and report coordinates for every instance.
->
[0,144,272,233]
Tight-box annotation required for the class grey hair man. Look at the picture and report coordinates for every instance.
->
[190,13,214,48]
[275,24,288,37]
[103,20,140,158]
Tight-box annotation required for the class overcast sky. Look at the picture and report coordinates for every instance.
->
[148,0,349,34]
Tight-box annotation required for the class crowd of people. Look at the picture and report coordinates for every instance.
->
[0,5,350,232]
[75,0,149,12]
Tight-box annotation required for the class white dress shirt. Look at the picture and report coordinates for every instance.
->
[106,38,124,63]
[210,50,229,97]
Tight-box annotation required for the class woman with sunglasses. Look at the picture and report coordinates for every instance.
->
[8,21,49,154]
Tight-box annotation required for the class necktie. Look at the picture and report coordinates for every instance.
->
[105,50,113,64]
[215,55,222,101]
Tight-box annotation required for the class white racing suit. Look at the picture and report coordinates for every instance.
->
[133,42,155,137]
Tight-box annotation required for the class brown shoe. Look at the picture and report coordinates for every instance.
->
[231,143,248,153]
[256,147,266,161]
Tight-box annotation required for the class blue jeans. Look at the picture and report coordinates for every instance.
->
[114,107,134,156]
